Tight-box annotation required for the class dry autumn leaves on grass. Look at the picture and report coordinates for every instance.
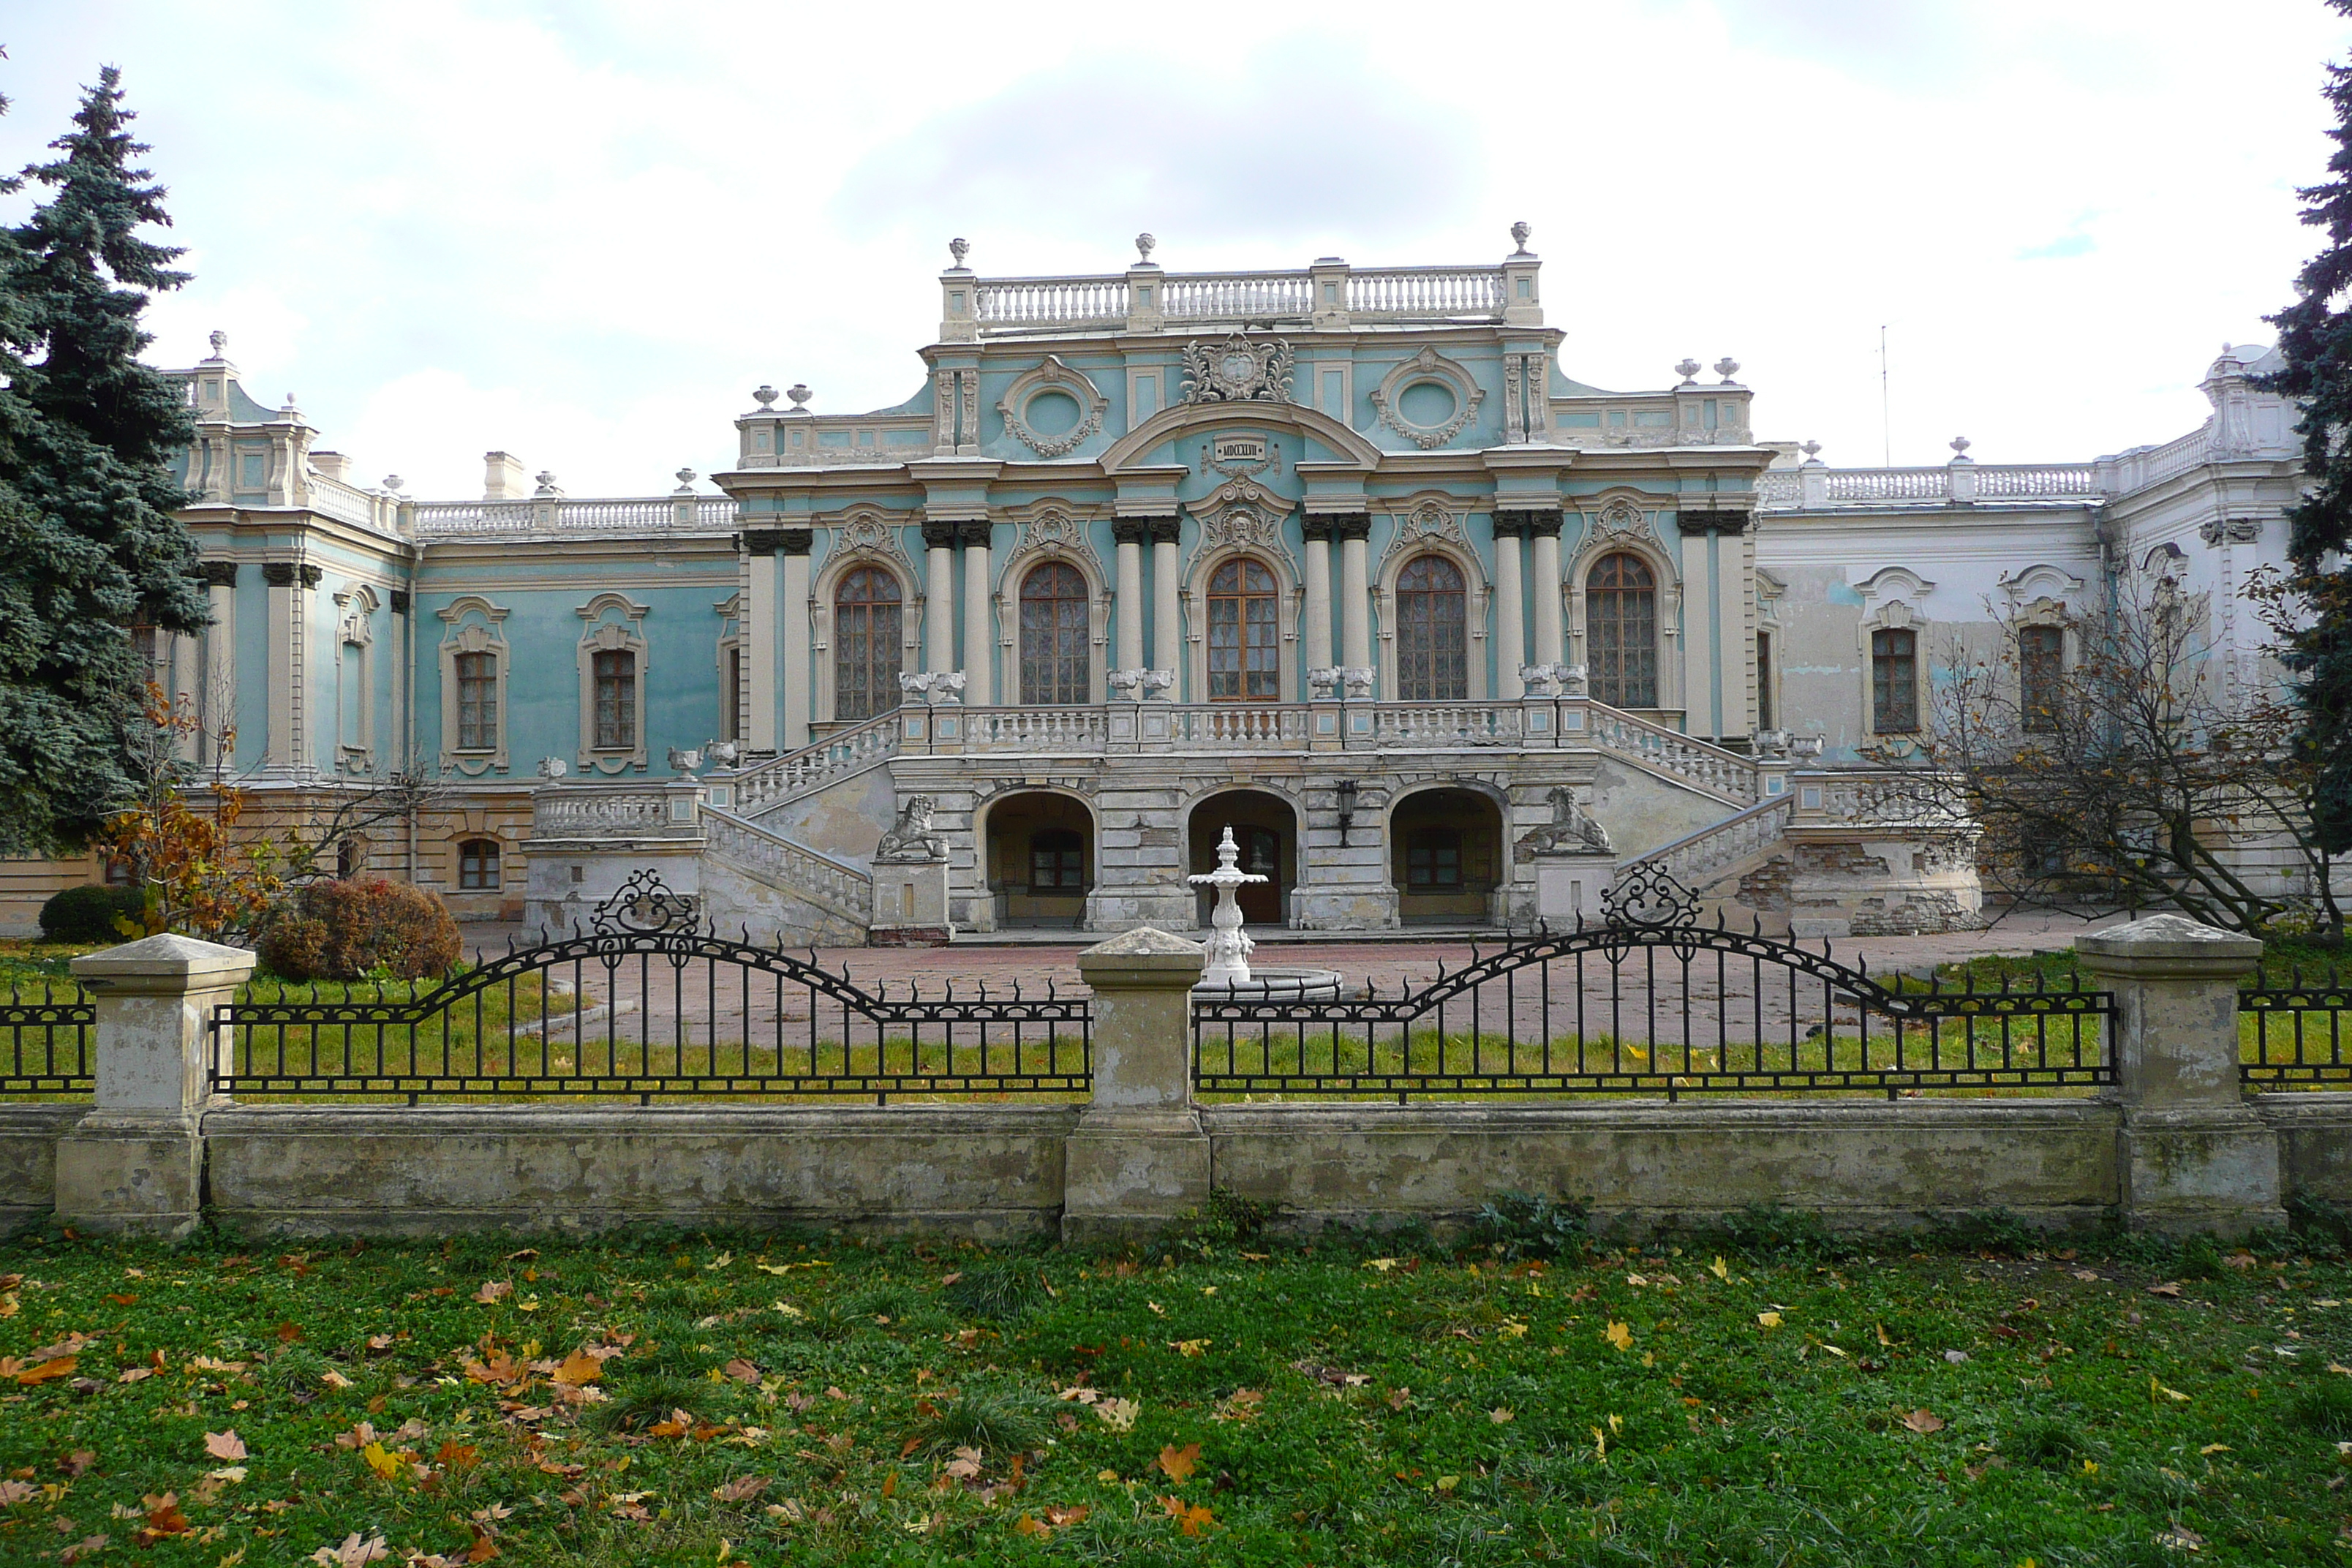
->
[4,1226,2352,1563]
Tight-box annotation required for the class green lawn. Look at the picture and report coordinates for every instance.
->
[4,1221,2352,1564]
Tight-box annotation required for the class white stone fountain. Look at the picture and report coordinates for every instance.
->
[1186,826,1341,1000]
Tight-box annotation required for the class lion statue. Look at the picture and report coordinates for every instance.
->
[875,795,948,862]
[1515,786,1613,857]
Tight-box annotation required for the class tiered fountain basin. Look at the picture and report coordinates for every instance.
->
[1190,966,1343,1001]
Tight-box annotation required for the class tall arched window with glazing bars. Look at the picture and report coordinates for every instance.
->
[1395,554,1467,701]
[833,566,902,721]
[1019,562,1090,705]
[1206,558,1279,701]
[1586,551,1657,708]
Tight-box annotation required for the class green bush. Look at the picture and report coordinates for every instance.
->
[37,883,146,942]
[256,878,461,981]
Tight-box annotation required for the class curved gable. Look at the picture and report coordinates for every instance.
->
[1099,399,1382,472]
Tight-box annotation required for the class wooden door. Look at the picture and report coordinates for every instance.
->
[1235,825,1282,925]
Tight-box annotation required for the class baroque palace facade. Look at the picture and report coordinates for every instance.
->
[0,232,2307,941]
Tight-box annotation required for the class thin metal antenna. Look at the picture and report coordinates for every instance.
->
[1880,323,1893,467]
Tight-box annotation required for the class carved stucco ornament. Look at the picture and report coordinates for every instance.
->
[1181,333,1295,404]
[998,355,1109,459]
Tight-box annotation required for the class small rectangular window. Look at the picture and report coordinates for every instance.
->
[1872,627,1919,734]
[1406,829,1463,889]
[459,839,501,890]
[594,649,636,749]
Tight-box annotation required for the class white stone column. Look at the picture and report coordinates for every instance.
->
[742,532,780,754]
[1530,513,1564,668]
[1302,518,1335,674]
[780,532,813,750]
[200,562,238,768]
[1492,516,1526,700]
[55,933,258,1237]
[1150,518,1181,679]
[960,521,993,705]
[1338,514,1373,678]
[1113,519,1146,672]
[923,521,957,676]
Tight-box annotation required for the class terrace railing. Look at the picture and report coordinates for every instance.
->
[2240,959,2352,1087]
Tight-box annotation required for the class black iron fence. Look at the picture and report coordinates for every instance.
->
[1194,872,2114,1100]
[211,872,1088,1102]
[1,981,93,1095]
[2240,960,2352,1087]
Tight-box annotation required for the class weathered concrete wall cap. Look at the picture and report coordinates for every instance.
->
[2078,914,2263,977]
[1082,927,1206,959]
[71,933,258,991]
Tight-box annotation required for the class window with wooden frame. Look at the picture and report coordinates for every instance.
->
[458,837,502,890]
[1871,627,1919,734]
[1586,552,1658,708]
[832,566,903,722]
[2019,624,2064,734]
[1206,558,1279,701]
[1028,828,1085,892]
[1395,554,1468,701]
[456,650,498,751]
[1019,562,1090,705]
[593,649,637,749]
[1406,827,1463,889]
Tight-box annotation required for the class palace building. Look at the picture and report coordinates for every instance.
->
[0,230,2307,941]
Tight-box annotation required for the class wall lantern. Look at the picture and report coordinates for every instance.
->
[1335,778,1360,848]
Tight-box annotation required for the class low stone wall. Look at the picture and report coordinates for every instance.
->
[0,1105,80,1232]
[1206,1101,2119,1232]
[202,1104,1075,1239]
[9,1095,2352,1238]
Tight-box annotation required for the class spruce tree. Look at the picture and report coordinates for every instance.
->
[0,67,205,856]
[2264,0,2352,854]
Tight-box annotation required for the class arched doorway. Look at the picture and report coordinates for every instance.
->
[1390,788,1505,925]
[1188,789,1295,927]
[981,792,1094,930]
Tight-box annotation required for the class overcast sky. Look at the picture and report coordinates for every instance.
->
[3,1,2345,499]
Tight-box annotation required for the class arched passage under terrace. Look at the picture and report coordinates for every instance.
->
[979,791,1096,930]
[1188,788,1297,928]
[1390,786,1507,925]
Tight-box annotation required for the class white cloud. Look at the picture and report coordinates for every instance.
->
[0,0,2343,495]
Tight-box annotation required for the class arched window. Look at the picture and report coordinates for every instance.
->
[832,567,902,722]
[1395,554,1468,701]
[458,838,501,890]
[1586,552,1657,709]
[1019,562,1090,705]
[1207,558,1278,701]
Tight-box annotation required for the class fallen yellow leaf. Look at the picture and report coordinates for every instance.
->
[1710,1256,1730,1282]
[1603,1321,1634,1352]
[1757,1312,1783,1330]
